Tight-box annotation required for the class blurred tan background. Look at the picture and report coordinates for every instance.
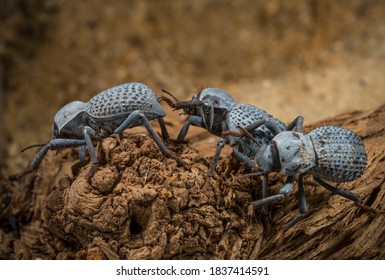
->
[1,0,385,176]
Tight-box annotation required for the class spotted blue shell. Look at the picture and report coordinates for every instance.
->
[309,126,367,182]
[86,82,165,119]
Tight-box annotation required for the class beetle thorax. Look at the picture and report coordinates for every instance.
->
[199,88,236,110]
[53,101,87,138]
[257,131,316,176]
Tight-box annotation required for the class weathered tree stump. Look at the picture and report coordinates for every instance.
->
[2,104,385,259]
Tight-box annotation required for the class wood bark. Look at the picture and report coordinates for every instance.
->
[1,104,385,259]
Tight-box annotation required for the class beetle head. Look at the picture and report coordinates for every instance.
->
[256,142,281,173]
[161,88,236,132]
[53,101,87,138]
[198,88,236,110]
[186,88,236,131]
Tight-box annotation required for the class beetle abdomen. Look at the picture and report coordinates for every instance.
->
[309,126,367,182]
[86,82,165,119]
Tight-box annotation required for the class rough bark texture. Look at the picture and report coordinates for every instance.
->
[1,104,385,259]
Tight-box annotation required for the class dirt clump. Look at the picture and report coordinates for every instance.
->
[40,134,259,259]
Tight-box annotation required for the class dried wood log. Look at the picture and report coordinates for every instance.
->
[3,104,385,259]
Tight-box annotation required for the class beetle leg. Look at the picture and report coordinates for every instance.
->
[208,137,225,176]
[227,136,258,171]
[27,144,50,174]
[10,138,87,180]
[248,175,295,217]
[286,116,304,133]
[79,145,87,163]
[264,119,286,135]
[238,119,267,134]
[176,116,206,142]
[233,148,258,170]
[282,174,309,231]
[314,177,361,201]
[82,126,98,164]
[261,173,269,215]
[114,110,186,167]
[313,177,382,213]
[157,117,170,142]
[222,118,284,143]
[82,126,100,180]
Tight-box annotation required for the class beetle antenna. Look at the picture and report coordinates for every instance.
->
[20,143,47,153]
[159,94,204,110]
[161,89,180,103]
[162,89,179,103]
[158,95,177,109]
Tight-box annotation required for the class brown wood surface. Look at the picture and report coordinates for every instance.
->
[1,104,384,259]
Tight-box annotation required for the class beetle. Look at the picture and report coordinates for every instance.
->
[160,88,287,175]
[12,82,185,179]
[227,116,379,231]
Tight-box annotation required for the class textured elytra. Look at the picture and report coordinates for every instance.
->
[86,82,165,119]
[227,104,287,145]
[309,126,367,182]
[227,104,270,130]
